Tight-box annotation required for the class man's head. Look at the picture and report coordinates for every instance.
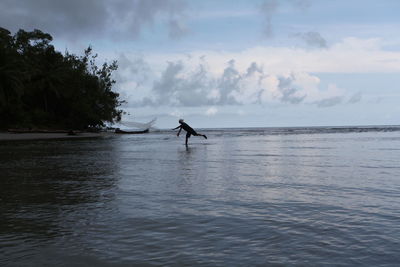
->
[179,119,184,124]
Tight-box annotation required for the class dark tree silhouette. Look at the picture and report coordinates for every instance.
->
[0,27,124,130]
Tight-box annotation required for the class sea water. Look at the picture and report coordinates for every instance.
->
[1,127,400,266]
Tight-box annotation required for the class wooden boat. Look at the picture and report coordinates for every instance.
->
[115,128,149,134]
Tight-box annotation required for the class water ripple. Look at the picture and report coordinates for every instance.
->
[1,129,400,266]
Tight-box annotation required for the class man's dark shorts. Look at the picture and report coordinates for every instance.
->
[186,129,197,138]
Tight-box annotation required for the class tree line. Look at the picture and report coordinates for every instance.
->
[0,27,124,130]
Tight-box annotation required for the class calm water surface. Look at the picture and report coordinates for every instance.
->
[1,127,400,266]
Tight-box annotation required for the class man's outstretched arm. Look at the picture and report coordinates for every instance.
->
[172,125,181,130]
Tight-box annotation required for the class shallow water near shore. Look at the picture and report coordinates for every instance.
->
[1,127,400,266]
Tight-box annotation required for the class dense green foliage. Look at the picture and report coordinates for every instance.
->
[0,27,124,130]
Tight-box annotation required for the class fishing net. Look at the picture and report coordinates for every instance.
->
[119,118,157,130]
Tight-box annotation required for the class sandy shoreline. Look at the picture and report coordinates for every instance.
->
[0,132,112,141]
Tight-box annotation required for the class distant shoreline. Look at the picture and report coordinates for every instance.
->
[0,132,111,141]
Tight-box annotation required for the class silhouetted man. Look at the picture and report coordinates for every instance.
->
[172,119,207,146]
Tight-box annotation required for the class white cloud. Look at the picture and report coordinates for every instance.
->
[115,37,400,109]
[226,38,398,73]
[205,107,218,116]
[118,58,344,108]
[169,109,183,118]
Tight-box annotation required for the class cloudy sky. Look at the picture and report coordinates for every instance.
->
[2,0,400,128]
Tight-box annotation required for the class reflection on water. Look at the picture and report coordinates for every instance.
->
[0,138,119,264]
[1,128,400,266]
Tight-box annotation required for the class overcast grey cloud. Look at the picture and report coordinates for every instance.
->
[259,0,279,37]
[259,0,312,38]
[315,96,343,107]
[217,60,242,105]
[246,62,263,77]
[0,0,188,39]
[114,53,150,84]
[277,76,307,104]
[148,61,215,106]
[133,59,243,107]
[294,31,328,48]
[289,0,312,10]
[168,18,190,39]
[110,0,188,39]
[0,0,107,37]
[348,91,363,104]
